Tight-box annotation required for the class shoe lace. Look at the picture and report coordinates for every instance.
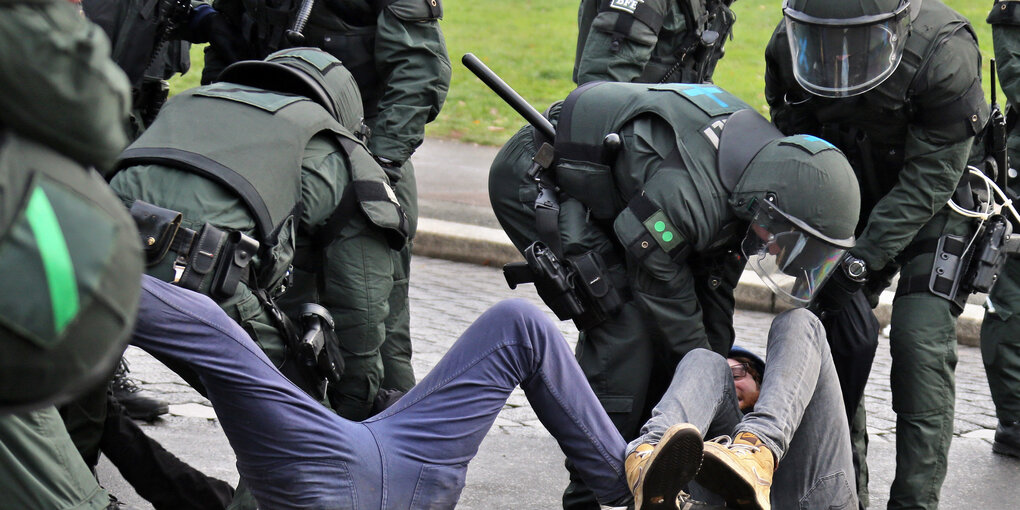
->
[111,359,141,394]
[708,435,760,455]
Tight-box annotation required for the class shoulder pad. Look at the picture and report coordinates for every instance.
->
[988,1,1020,26]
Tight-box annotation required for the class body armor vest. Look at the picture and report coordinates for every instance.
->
[115,83,406,291]
[554,81,751,220]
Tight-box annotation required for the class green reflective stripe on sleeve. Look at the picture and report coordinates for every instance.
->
[26,187,79,334]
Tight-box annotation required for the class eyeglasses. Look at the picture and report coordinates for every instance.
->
[729,362,750,380]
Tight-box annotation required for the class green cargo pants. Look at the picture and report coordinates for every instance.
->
[382,159,418,393]
[981,255,1020,423]
[886,209,972,510]
[0,407,111,510]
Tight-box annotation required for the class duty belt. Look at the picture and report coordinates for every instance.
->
[130,200,259,300]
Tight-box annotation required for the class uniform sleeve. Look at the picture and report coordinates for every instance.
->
[0,3,131,171]
[852,31,986,270]
[605,115,712,348]
[992,14,1020,108]
[574,0,674,84]
[369,7,451,166]
[299,135,352,230]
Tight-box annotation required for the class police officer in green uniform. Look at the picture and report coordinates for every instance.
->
[199,0,451,413]
[110,48,407,420]
[0,1,143,508]
[489,82,861,510]
[574,0,736,85]
[764,0,989,507]
[984,0,1020,459]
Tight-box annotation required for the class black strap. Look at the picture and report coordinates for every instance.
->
[535,189,562,257]
[169,226,197,257]
[894,272,967,310]
[310,180,400,250]
[599,0,665,34]
[626,192,690,264]
[117,147,276,245]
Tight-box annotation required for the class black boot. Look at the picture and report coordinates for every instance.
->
[994,420,1020,458]
[110,358,169,422]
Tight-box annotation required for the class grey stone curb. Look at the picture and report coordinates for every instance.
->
[413,219,987,347]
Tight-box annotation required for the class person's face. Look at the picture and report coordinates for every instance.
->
[729,359,761,411]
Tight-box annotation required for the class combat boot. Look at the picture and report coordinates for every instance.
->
[110,358,169,422]
[696,431,774,510]
[993,420,1020,458]
[625,423,704,510]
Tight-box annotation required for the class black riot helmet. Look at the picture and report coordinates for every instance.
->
[783,0,920,97]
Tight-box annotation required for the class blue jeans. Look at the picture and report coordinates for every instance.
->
[630,308,858,509]
[131,276,629,509]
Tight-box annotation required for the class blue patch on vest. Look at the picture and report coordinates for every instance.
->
[650,84,744,117]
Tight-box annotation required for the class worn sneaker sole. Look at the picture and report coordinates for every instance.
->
[993,439,1020,458]
[696,443,768,510]
[636,424,704,510]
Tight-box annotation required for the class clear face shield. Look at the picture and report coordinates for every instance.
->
[783,0,910,98]
[741,199,853,306]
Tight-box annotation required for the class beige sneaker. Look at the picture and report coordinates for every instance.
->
[624,423,704,510]
[695,431,774,510]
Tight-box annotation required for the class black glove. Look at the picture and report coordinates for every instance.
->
[193,11,251,65]
[375,156,402,185]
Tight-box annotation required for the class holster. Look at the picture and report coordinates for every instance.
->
[128,200,259,301]
[129,200,182,266]
[295,303,344,401]
[503,242,622,330]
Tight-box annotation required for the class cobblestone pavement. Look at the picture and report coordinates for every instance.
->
[117,256,1011,508]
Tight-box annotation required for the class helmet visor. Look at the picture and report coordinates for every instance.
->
[784,0,910,97]
[741,200,849,306]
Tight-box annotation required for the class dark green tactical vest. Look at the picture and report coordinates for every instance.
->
[115,82,406,292]
[553,81,751,221]
[0,129,143,413]
[776,0,987,219]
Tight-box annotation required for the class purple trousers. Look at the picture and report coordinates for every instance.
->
[132,276,629,509]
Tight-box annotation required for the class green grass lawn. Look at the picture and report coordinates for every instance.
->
[170,0,1000,147]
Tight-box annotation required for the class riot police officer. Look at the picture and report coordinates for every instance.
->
[0,1,144,507]
[488,81,861,510]
[764,0,989,507]
[984,0,1020,460]
[199,0,451,415]
[574,0,736,85]
[110,48,407,417]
